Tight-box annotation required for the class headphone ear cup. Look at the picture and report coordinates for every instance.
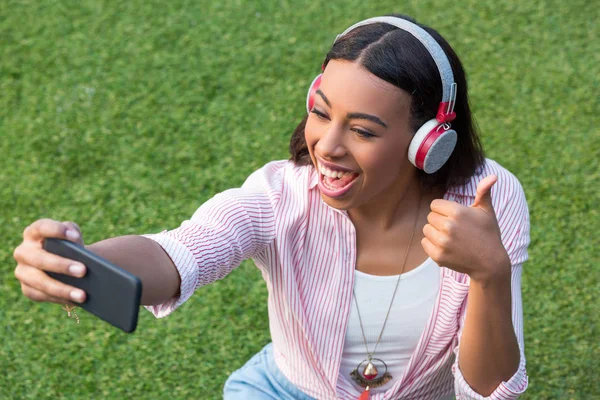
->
[408,119,457,174]
[306,74,323,114]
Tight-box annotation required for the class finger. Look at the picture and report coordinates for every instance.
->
[430,199,463,217]
[420,237,440,261]
[14,264,86,303]
[426,212,450,232]
[13,242,87,278]
[422,223,447,247]
[20,282,67,304]
[472,175,497,211]
[23,219,81,243]
[61,221,84,245]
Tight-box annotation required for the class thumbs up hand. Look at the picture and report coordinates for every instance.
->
[421,175,511,283]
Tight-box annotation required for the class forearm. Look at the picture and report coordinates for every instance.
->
[458,270,521,396]
[87,235,181,306]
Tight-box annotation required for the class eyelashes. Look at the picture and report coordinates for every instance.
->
[310,108,327,119]
[353,129,375,139]
[310,108,376,139]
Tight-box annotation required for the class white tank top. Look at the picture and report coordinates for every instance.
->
[338,257,440,395]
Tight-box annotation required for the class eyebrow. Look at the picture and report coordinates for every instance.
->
[347,112,388,128]
[316,89,331,107]
[316,89,388,128]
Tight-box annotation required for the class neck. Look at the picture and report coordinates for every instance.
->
[348,173,424,231]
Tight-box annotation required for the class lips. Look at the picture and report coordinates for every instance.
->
[317,158,356,174]
[316,159,360,198]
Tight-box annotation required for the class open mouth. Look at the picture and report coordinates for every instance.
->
[317,161,360,198]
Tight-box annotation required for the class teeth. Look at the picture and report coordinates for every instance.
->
[317,162,352,179]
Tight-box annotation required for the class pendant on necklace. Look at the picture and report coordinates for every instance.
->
[363,361,378,379]
[350,358,392,388]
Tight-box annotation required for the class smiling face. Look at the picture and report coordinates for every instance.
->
[305,59,419,211]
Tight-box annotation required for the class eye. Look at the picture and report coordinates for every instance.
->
[310,108,329,120]
[352,128,376,139]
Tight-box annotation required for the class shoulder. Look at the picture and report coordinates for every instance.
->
[447,158,527,208]
[480,158,527,203]
[446,158,529,234]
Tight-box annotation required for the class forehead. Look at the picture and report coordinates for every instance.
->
[319,60,411,122]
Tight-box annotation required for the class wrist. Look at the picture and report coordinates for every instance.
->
[469,251,511,288]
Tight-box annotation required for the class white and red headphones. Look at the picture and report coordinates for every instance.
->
[306,16,458,174]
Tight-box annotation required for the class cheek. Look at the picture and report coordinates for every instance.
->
[359,141,409,175]
[304,118,318,152]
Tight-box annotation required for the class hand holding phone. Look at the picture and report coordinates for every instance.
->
[43,238,142,333]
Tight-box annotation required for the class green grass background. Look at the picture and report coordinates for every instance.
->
[1,0,598,398]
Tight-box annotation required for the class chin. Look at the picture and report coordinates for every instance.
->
[320,194,354,210]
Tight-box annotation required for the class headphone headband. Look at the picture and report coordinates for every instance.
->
[335,16,456,107]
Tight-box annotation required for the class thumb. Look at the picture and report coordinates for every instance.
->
[471,175,497,212]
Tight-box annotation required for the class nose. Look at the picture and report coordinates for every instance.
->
[315,123,347,159]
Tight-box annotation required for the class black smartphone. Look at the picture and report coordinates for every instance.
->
[43,238,142,333]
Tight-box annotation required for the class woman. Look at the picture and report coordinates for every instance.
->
[13,14,529,400]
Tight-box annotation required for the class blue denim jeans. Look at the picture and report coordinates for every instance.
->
[223,343,316,399]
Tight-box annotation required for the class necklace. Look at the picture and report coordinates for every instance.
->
[350,193,422,399]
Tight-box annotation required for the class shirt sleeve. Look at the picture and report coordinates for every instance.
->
[142,161,285,318]
[452,172,530,399]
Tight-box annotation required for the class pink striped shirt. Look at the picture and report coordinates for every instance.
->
[144,158,529,399]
